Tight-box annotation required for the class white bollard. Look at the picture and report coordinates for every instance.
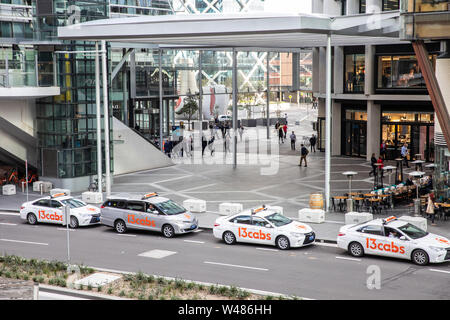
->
[183,199,206,213]
[298,208,325,223]
[219,203,243,216]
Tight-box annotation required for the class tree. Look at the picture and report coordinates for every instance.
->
[176,96,199,130]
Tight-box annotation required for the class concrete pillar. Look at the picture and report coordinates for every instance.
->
[311,0,324,14]
[319,47,327,94]
[334,46,344,95]
[312,47,320,94]
[367,101,381,161]
[323,0,342,15]
[366,0,382,13]
[365,45,375,96]
[347,0,360,15]
[331,101,341,156]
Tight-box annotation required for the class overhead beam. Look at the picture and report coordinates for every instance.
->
[111,48,134,82]
[412,41,450,149]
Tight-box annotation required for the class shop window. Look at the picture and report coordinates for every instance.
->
[382,0,399,11]
[344,54,365,93]
[377,55,436,89]
[359,0,366,13]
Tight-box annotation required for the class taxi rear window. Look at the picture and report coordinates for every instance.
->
[103,200,126,208]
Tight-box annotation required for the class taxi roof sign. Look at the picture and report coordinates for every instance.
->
[50,192,68,198]
[251,205,266,215]
[142,192,158,200]
[382,216,397,224]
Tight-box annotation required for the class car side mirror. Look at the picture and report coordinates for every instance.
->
[399,236,407,241]
[265,223,272,228]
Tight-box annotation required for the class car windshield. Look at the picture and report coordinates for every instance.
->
[154,200,185,215]
[397,223,428,239]
[60,199,86,209]
[264,213,292,227]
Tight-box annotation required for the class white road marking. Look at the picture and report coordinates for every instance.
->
[335,256,361,262]
[138,249,177,259]
[183,240,205,244]
[0,238,48,246]
[256,247,279,252]
[0,212,20,216]
[204,261,268,271]
[57,228,75,231]
[193,229,203,233]
[314,242,338,248]
[116,234,136,237]
[429,269,450,275]
[0,222,17,226]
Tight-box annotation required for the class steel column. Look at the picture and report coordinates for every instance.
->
[95,42,103,194]
[101,40,111,197]
[232,48,238,169]
[325,35,332,211]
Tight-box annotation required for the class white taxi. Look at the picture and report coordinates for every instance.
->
[213,205,315,250]
[337,216,450,265]
[20,193,101,228]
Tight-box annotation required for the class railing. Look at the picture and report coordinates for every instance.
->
[0,52,56,88]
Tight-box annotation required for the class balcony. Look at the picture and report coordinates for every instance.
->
[0,49,60,99]
[400,0,450,40]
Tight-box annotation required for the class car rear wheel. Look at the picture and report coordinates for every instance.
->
[27,213,37,225]
[348,242,364,257]
[223,231,236,245]
[69,216,79,229]
[412,249,429,266]
[276,236,290,250]
[162,224,175,238]
[114,220,127,234]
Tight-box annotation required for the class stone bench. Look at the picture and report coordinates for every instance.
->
[183,199,206,213]
[298,208,325,224]
[2,184,16,196]
[219,203,243,216]
[82,191,103,204]
[398,215,427,232]
[345,211,373,225]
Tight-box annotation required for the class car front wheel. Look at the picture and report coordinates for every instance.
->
[348,242,364,257]
[276,236,290,250]
[412,249,429,266]
[162,224,175,238]
[69,216,79,229]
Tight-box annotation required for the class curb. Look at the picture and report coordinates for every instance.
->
[90,266,313,300]
[38,284,130,300]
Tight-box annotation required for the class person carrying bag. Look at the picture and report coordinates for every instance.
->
[426,193,436,226]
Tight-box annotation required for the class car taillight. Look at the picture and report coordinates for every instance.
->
[20,206,25,210]
[214,223,220,227]
[100,205,105,209]
[338,233,345,236]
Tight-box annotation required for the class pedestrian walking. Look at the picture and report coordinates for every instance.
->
[290,131,296,150]
[239,124,244,142]
[201,135,207,157]
[426,192,436,226]
[369,153,377,177]
[380,140,387,159]
[309,134,317,153]
[224,132,231,154]
[298,144,309,167]
[275,121,280,130]
[377,155,384,178]
[278,126,284,143]
[401,143,410,168]
[283,123,288,140]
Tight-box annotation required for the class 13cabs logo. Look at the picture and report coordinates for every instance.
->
[38,210,63,222]
[238,227,272,240]
[128,214,156,227]
[366,238,405,254]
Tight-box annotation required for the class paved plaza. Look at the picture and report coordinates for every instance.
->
[1,104,448,240]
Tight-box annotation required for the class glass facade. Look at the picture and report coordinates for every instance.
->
[35,1,111,179]
[381,111,434,161]
[434,145,450,202]
[344,53,365,93]
[376,54,436,90]
[342,108,367,157]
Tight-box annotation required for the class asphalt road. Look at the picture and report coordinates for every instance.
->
[1,212,449,300]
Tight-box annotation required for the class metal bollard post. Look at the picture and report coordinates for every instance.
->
[39,183,43,195]
[21,181,26,193]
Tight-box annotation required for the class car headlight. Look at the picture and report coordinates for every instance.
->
[429,246,446,253]
[290,232,304,238]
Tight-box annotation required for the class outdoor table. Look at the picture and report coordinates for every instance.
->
[353,197,364,212]
[414,154,422,160]
[348,192,359,196]
[411,160,425,171]
[363,193,375,197]
[334,196,348,212]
